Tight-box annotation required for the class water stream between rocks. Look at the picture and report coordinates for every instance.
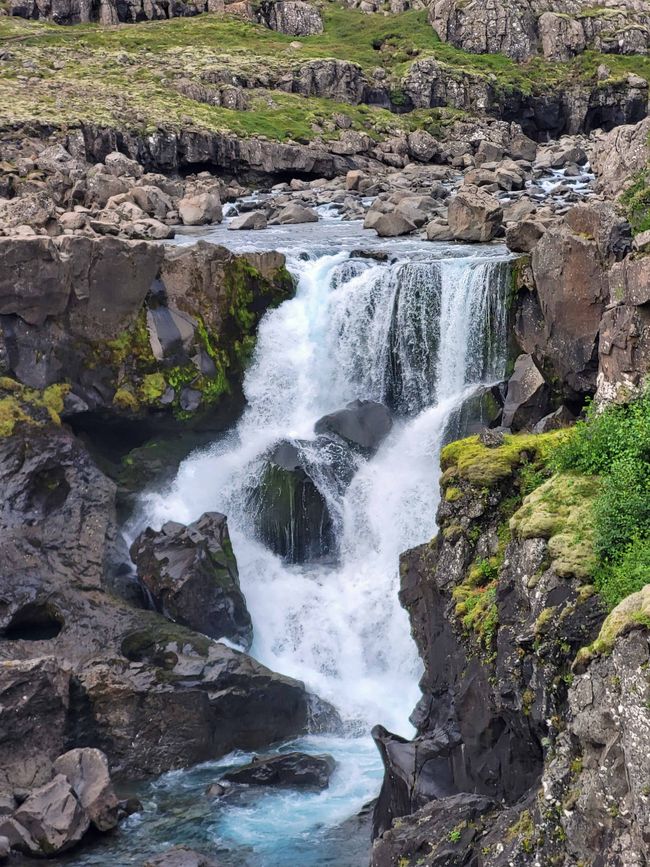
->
[55,214,513,866]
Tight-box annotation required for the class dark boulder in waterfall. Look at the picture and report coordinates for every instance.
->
[249,441,335,563]
[131,513,253,650]
[442,383,505,445]
[314,399,393,452]
[223,752,336,789]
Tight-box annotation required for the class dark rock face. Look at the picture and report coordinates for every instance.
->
[0,424,326,785]
[223,752,336,789]
[0,236,293,425]
[501,353,549,430]
[258,0,323,35]
[515,201,632,400]
[130,513,253,650]
[250,441,335,563]
[314,399,392,451]
[372,436,605,844]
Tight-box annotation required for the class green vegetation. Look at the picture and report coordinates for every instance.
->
[577,583,650,662]
[0,3,647,140]
[510,474,600,580]
[441,429,567,487]
[620,167,650,236]
[552,394,650,608]
[0,377,69,436]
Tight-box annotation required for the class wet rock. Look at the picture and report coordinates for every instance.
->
[251,440,335,563]
[314,399,392,451]
[130,513,253,650]
[52,748,119,832]
[223,752,336,789]
[501,353,549,430]
[271,202,318,224]
[178,192,222,226]
[143,847,220,867]
[448,186,502,242]
[0,774,90,856]
[228,210,267,230]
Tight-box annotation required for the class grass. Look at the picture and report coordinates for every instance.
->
[0,3,648,141]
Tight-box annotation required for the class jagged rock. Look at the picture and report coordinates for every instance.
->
[0,191,56,231]
[593,116,650,198]
[448,186,503,242]
[178,192,223,226]
[52,748,120,832]
[532,404,575,433]
[505,219,545,253]
[143,847,220,867]
[130,513,253,650]
[104,150,143,178]
[406,129,438,162]
[259,0,323,35]
[0,774,90,856]
[314,399,392,451]
[501,353,549,430]
[228,210,267,230]
[0,658,70,792]
[223,752,336,789]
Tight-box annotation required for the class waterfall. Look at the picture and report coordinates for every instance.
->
[142,248,511,735]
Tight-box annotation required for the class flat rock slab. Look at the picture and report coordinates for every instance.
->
[223,751,336,789]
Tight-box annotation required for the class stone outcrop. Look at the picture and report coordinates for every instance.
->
[0,424,334,794]
[0,236,294,426]
[368,429,650,865]
[130,512,253,650]
[314,400,393,451]
[592,116,650,198]
[258,0,323,34]
[429,0,650,61]
[448,186,503,241]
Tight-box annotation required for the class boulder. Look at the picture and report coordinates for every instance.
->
[259,0,323,35]
[505,220,545,253]
[448,186,502,242]
[223,752,336,789]
[130,513,253,650]
[272,203,318,224]
[52,748,119,832]
[532,405,575,434]
[143,847,220,867]
[372,212,416,238]
[501,353,549,430]
[314,399,392,451]
[0,191,56,231]
[425,221,454,242]
[0,774,90,856]
[250,440,334,563]
[407,130,438,162]
[104,151,144,178]
[228,210,267,230]
[178,192,223,226]
[131,185,174,220]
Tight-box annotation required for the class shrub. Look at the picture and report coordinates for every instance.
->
[595,537,650,610]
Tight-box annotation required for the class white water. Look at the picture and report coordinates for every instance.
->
[132,223,511,865]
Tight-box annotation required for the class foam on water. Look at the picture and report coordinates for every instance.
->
[125,224,512,865]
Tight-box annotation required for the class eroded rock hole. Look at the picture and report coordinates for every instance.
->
[3,603,64,641]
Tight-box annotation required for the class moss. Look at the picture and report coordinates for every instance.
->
[0,395,34,436]
[577,583,650,663]
[112,386,141,411]
[510,473,600,580]
[441,430,568,488]
[506,809,535,852]
[139,372,167,403]
[0,379,70,434]
[444,486,462,502]
[534,605,556,635]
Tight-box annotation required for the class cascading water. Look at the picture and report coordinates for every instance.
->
[90,222,512,867]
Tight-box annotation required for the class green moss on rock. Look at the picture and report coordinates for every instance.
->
[576,583,650,664]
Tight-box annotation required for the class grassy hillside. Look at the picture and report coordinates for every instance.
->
[0,2,648,141]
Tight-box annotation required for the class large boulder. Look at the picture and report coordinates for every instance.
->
[501,353,550,430]
[130,513,253,650]
[314,399,392,451]
[250,441,335,563]
[223,752,336,789]
[259,0,323,35]
[371,212,417,238]
[271,203,319,224]
[52,748,119,832]
[228,211,267,230]
[448,186,503,242]
[0,775,89,857]
[178,192,223,226]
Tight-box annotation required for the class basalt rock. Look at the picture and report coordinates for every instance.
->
[314,400,393,452]
[130,512,253,650]
[501,353,550,430]
[448,186,503,242]
[258,0,323,35]
[143,848,220,867]
[223,752,336,789]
